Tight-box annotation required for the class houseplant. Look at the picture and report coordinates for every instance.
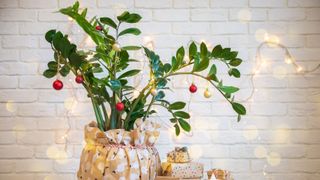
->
[43,2,246,179]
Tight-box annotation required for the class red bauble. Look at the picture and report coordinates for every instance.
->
[75,75,84,84]
[53,79,63,90]
[189,84,197,93]
[95,25,103,31]
[115,102,125,112]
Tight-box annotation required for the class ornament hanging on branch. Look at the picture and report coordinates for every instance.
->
[204,88,212,98]
[75,75,84,84]
[53,79,63,90]
[189,84,197,93]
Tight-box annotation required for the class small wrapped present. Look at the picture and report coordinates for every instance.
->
[167,147,191,163]
[161,162,203,179]
[207,169,233,180]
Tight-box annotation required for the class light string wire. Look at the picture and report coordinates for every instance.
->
[244,40,320,102]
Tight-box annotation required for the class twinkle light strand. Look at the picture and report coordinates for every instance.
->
[244,40,320,102]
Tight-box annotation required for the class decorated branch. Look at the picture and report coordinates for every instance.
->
[43,1,246,135]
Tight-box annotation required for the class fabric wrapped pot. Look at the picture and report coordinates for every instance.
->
[77,120,162,180]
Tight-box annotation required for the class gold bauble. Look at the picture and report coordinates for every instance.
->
[151,88,158,96]
[112,43,121,52]
[204,89,212,98]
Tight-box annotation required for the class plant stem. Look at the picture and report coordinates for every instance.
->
[142,95,155,121]
[101,103,109,130]
[123,85,150,129]
[91,98,105,131]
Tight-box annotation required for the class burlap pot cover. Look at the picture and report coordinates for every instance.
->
[77,120,162,180]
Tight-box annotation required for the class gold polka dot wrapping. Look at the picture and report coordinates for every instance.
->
[77,121,162,180]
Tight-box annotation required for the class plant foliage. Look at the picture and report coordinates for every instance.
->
[43,1,247,134]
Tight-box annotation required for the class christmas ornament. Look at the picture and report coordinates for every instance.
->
[115,102,124,111]
[75,75,84,84]
[151,88,158,96]
[112,42,121,52]
[53,79,63,90]
[189,84,197,93]
[95,25,102,31]
[204,89,212,98]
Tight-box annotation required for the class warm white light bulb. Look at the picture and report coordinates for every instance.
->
[284,55,293,64]
[296,66,303,73]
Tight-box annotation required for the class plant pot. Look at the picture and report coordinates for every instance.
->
[77,121,162,180]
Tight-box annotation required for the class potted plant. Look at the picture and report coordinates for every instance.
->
[43,2,246,180]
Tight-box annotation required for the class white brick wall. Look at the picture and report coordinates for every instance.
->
[0,0,320,179]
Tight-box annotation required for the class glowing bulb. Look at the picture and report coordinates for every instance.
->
[296,66,303,73]
[284,55,293,64]
[265,35,280,47]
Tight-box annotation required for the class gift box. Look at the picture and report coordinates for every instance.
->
[161,162,203,179]
[167,147,191,163]
[207,169,233,180]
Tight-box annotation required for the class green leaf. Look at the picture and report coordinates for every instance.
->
[52,31,63,51]
[100,17,117,29]
[121,46,141,51]
[178,118,191,132]
[229,58,242,67]
[171,56,178,72]
[219,86,239,94]
[45,29,56,43]
[48,61,58,70]
[176,46,185,65]
[59,65,70,77]
[174,124,180,136]
[157,78,167,88]
[155,90,165,100]
[117,11,130,21]
[72,1,79,11]
[43,69,57,78]
[80,8,87,17]
[174,111,190,119]
[118,69,141,79]
[68,52,83,69]
[117,11,141,23]
[59,37,72,58]
[229,51,238,59]
[193,54,209,72]
[191,43,209,72]
[220,48,231,59]
[207,64,217,77]
[170,118,177,123]
[118,28,141,36]
[228,68,241,78]
[189,42,197,60]
[109,80,121,91]
[59,6,105,47]
[211,45,223,58]
[200,42,208,58]
[163,63,171,73]
[232,102,246,115]
[169,102,186,110]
